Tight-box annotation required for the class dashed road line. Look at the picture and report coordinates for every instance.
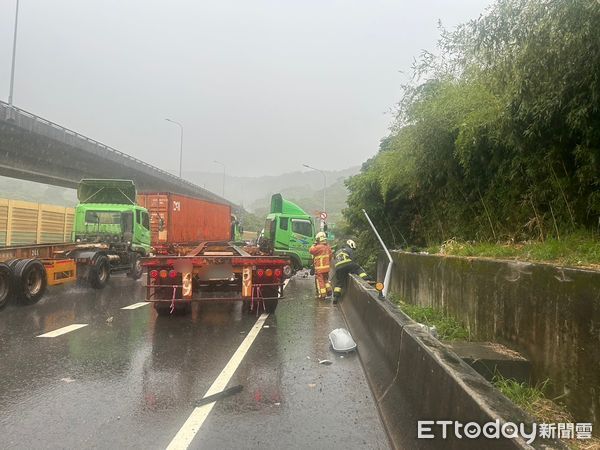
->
[37,324,88,338]
[121,302,150,310]
[165,313,269,450]
[283,278,290,290]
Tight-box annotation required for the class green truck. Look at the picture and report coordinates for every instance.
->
[73,179,152,286]
[260,194,316,271]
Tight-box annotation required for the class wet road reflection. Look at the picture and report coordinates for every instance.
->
[0,274,389,449]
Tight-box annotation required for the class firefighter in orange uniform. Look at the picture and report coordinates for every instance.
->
[309,231,333,299]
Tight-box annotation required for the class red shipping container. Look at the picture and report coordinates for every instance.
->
[137,192,231,246]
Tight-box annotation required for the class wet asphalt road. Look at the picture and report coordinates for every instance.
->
[0,274,389,449]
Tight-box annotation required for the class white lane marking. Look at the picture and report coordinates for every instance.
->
[37,324,88,338]
[121,302,150,310]
[283,278,290,290]
[166,313,269,450]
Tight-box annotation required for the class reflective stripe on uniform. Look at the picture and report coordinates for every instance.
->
[333,287,342,293]
[314,254,330,271]
[334,251,352,268]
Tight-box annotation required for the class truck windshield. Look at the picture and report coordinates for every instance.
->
[265,218,276,239]
[85,211,121,225]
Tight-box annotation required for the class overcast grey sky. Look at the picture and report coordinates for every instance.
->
[0,0,491,177]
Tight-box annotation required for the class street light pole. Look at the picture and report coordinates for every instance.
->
[8,0,20,107]
[303,164,326,213]
[165,118,183,177]
[213,160,225,197]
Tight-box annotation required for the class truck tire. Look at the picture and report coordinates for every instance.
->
[264,299,278,313]
[154,301,191,316]
[154,302,171,316]
[6,258,20,270]
[127,254,144,280]
[261,286,279,313]
[290,255,303,274]
[0,263,12,310]
[89,255,110,289]
[13,259,47,305]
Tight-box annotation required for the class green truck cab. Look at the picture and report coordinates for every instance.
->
[70,179,151,287]
[74,179,151,255]
[261,194,315,271]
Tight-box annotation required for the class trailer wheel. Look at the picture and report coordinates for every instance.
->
[261,286,279,313]
[154,301,191,316]
[0,263,13,310]
[127,254,144,280]
[264,299,278,313]
[89,255,110,289]
[14,259,47,305]
[154,302,171,316]
[6,259,20,270]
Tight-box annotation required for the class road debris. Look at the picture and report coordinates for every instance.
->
[106,316,113,324]
[60,377,75,383]
[319,359,333,365]
[329,328,357,352]
[195,385,244,407]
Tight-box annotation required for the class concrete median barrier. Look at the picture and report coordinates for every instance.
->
[339,276,567,449]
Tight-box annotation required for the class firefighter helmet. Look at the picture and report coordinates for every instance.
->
[346,239,357,249]
[315,231,327,243]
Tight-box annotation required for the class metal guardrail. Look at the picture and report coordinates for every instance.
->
[0,100,231,205]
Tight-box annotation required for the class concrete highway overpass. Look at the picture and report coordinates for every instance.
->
[0,101,231,206]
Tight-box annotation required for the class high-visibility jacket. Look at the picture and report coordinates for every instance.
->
[309,243,333,274]
[334,246,354,268]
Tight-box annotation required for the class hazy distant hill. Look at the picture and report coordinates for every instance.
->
[249,178,349,225]
[182,166,359,218]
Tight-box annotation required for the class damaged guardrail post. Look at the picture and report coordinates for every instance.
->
[362,209,393,298]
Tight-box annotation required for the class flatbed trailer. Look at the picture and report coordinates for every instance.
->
[141,241,292,315]
[0,243,78,309]
[0,241,144,310]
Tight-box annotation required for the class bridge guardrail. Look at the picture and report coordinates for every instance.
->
[0,101,230,205]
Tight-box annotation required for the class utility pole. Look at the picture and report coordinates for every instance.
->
[303,163,326,213]
[8,0,20,107]
[165,118,183,177]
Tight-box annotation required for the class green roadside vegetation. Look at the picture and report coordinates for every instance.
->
[388,294,471,341]
[492,375,600,449]
[426,232,600,269]
[342,0,600,273]
[492,375,570,424]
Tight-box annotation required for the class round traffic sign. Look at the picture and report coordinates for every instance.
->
[320,212,328,220]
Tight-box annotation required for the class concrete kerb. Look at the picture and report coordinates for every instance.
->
[339,275,567,450]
